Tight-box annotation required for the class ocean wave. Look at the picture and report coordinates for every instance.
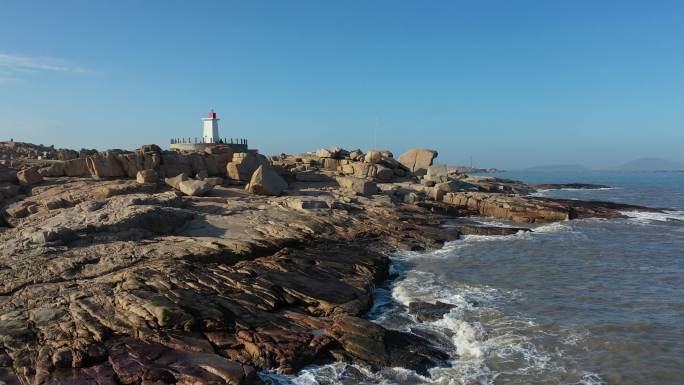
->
[620,209,684,224]
[531,187,617,197]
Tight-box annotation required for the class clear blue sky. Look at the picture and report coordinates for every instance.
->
[1,0,683,169]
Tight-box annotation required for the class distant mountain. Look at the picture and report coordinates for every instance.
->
[521,164,590,172]
[616,158,684,172]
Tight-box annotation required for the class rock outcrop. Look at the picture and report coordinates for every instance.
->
[336,176,378,196]
[245,165,288,196]
[399,149,438,174]
[17,167,43,185]
[136,169,159,184]
[227,152,269,181]
[178,179,213,196]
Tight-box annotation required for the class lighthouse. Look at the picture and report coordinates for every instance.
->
[202,110,220,143]
[170,110,248,152]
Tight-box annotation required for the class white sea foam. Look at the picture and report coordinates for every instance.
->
[263,243,604,385]
[620,209,684,224]
[531,187,617,197]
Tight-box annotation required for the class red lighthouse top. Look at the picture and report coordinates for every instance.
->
[208,110,217,119]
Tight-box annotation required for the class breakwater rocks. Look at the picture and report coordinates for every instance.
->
[0,144,664,384]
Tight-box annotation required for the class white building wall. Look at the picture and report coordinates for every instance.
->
[202,118,220,143]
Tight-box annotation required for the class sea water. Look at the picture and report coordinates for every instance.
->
[262,171,684,385]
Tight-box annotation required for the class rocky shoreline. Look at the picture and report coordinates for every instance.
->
[0,144,664,384]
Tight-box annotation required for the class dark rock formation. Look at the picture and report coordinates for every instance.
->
[408,301,457,322]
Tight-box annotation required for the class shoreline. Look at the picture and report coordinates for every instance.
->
[0,144,666,384]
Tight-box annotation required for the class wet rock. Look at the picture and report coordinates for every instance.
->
[457,224,531,236]
[330,316,449,375]
[408,301,457,322]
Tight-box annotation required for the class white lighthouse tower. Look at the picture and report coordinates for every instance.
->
[202,110,220,143]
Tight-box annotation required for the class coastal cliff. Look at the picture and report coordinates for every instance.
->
[0,144,661,384]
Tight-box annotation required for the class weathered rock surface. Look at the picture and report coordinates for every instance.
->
[227,153,269,181]
[136,169,158,184]
[164,173,189,190]
[0,164,18,183]
[179,179,213,196]
[245,165,288,196]
[0,142,669,384]
[17,167,43,185]
[336,177,378,196]
[457,224,531,236]
[86,152,127,178]
[442,192,662,223]
[399,149,438,173]
[408,301,457,322]
[0,177,462,384]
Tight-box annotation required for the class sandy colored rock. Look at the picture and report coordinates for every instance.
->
[227,152,268,181]
[336,176,378,196]
[17,167,43,185]
[399,148,438,174]
[364,150,382,164]
[164,173,189,189]
[245,165,288,196]
[136,169,158,184]
[179,179,213,196]
[86,152,126,178]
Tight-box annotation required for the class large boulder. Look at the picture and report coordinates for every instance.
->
[63,158,89,177]
[55,148,79,161]
[178,179,213,196]
[138,144,162,155]
[375,164,395,181]
[117,152,161,178]
[164,173,189,190]
[205,153,233,176]
[245,165,289,196]
[136,169,158,184]
[426,164,448,182]
[336,177,378,196]
[86,152,126,178]
[364,150,382,164]
[399,149,438,174]
[159,153,193,178]
[226,153,268,181]
[38,162,66,177]
[17,167,43,185]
